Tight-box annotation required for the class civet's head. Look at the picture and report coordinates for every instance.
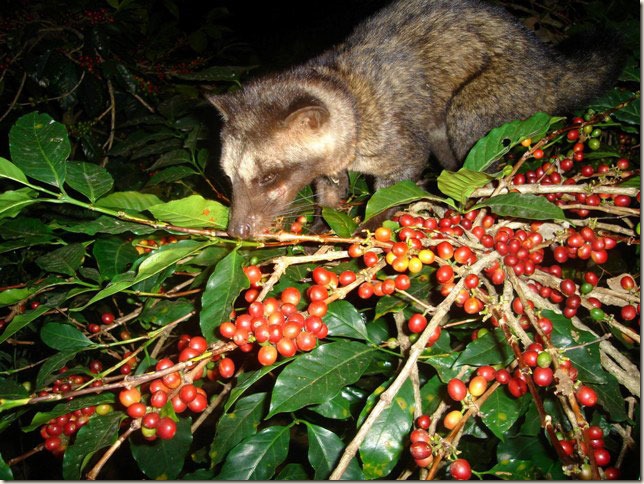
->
[206,72,356,239]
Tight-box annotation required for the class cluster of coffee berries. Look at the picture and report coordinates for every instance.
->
[219,266,332,366]
[408,414,433,468]
[39,405,99,456]
[115,335,223,441]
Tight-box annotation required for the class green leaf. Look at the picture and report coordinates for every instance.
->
[486,459,537,480]
[476,193,566,221]
[210,392,267,466]
[0,452,13,480]
[437,168,493,204]
[35,351,78,390]
[463,112,560,171]
[81,240,211,309]
[149,149,192,170]
[310,385,368,420]
[95,191,163,211]
[140,299,194,327]
[224,360,292,412]
[0,157,29,184]
[455,328,514,367]
[419,376,443,416]
[36,243,86,276]
[131,417,193,479]
[0,188,38,220]
[588,87,640,125]
[217,426,290,480]
[359,378,414,479]
[307,423,363,479]
[93,237,139,281]
[268,341,375,417]
[619,175,640,188]
[61,215,156,236]
[322,207,357,238]
[40,322,94,351]
[276,463,309,480]
[594,374,628,422]
[324,300,370,341]
[23,394,115,432]
[0,287,34,306]
[480,386,527,441]
[200,249,248,343]
[364,180,441,223]
[65,161,114,203]
[546,311,607,384]
[0,304,49,344]
[0,216,53,239]
[146,165,199,186]
[0,377,29,400]
[62,413,123,479]
[147,194,228,229]
[9,112,70,188]
[497,435,565,479]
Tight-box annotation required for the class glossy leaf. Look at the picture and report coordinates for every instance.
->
[480,385,528,441]
[307,423,363,480]
[140,299,194,327]
[210,392,267,466]
[0,188,38,220]
[0,305,49,344]
[276,463,309,480]
[497,435,565,479]
[268,341,375,417]
[147,194,228,229]
[359,378,414,479]
[463,112,560,171]
[36,243,86,276]
[93,237,139,281]
[476,193,566,221]
[217,426,290,480]
[455,328,514,367]
[81,240,210,309]
[324,300,369,341]
[130,417,192,479]
[546,310,608,384]
[224,360,292,412]
[0,156,28,184]
[65,161,114,202]
[9,112,70,188]
[364,180,442,223]
[0,378,29,400]
[62,413,123,479]
[0,453,13,480]
[95,191,163,211]
[146,165,198,186]
[310,386,368,420]
[200,248,248,343]
[61,215,157,236]
[35,350,78,390]
[40,322,94,351]
[322,207,357,238]
[437,168,493,204]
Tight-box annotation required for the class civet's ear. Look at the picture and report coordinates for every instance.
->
[203,91,234,122]
[284,105,330,132]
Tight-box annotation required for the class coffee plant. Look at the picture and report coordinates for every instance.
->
[0,0,640,480]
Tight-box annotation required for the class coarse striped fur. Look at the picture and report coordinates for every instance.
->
[206,0,625,239]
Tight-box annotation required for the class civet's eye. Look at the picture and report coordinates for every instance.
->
[258,173,276,186]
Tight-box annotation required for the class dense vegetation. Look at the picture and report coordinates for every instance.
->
[0,0,639,480]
